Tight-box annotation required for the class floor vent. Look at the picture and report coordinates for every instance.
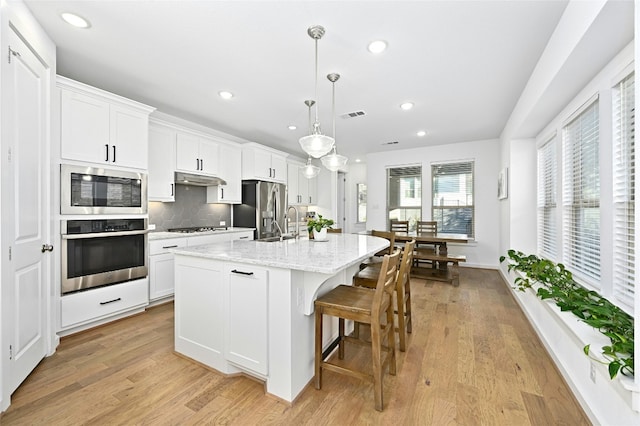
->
[340,110,366,119]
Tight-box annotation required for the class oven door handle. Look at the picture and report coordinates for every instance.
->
[61,229,149,239]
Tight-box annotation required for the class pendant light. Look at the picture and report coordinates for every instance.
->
[301,100,321,179]
[321,73,348,171]
[299,25,335,158]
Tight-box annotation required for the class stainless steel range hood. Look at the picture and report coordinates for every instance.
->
[175,172,227,187]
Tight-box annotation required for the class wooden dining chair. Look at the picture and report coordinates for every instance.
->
[353,240,415,351]
[314,249,401,411]
[415,221,438,268]
[389,220,409,233]
[417,221,437,235]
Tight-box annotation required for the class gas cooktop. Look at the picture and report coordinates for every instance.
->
[167,226,228,233]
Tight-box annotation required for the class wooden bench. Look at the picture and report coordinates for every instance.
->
[411,252,466,286]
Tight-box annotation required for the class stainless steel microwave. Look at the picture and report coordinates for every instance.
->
[60,164,148,215]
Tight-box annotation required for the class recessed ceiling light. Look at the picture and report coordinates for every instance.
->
[417,130,426,137]
[368,40,387,54]
[400,102,414,111]
[61,12,91,28]
[218,91,233,100]
[355,158,362,163]
[288,125,297,130]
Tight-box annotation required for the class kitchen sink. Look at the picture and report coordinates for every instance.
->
[257,235,297,242]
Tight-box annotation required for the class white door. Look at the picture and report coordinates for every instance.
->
[3,28,50,395]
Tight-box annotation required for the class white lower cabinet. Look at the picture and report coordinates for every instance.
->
[174,256,225,367]
[60,278,149,329]
[149,237,188,301]
[225,264,269,375]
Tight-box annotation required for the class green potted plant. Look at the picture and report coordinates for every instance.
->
[307,214,334,241]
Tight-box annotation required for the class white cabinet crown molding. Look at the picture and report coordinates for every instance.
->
[57,75,155,114]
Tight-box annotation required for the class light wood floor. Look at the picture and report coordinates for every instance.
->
[1,268,590,425]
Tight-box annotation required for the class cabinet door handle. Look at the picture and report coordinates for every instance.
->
[231,269,254,276]
[171,183,174,196]
[105,144,110,162]
[99,297,121,305]
[309,196,312,203]
[162,244,178,249]
[200,159,204,170]
[221,188,224,199]
[112,145,116,162]
[239,236,249,239]
[196,158,200,170]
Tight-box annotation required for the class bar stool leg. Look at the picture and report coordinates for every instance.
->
[338,318,345,359]
[371,315,383,411]
[314,308,323,390]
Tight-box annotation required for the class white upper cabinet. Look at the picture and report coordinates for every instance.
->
[176,132,219,176]
[59,76,154,170]
[148,122,176,201]
[242,143,287,183]
[207,143,242,204]
[287,160,317,205]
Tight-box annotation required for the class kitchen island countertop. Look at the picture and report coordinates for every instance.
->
[169,233,388,274]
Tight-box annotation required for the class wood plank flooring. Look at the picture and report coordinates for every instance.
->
[1,268,590,425]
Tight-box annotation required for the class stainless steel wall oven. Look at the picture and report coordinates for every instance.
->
[60,164,147,215]
[61,218,148,294]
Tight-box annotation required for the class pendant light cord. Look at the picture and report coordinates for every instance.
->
[314,38,319,125]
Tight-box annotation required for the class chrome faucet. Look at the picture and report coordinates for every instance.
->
[287,205,300,238]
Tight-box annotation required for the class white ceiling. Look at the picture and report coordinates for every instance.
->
[21,1,632,163]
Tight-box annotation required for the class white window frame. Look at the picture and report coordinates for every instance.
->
[537,133,558,259]
[612,71,635,312]
[561,95,600,287]
[431,161,475,238]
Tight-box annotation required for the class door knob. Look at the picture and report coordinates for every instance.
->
[41,244,54,253]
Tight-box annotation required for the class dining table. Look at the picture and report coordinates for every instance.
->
[392,231,468,256]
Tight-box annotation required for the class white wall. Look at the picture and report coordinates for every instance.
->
[366,139,501,268]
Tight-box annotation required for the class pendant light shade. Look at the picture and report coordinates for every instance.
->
[299,132,335,159]
[299,25,334,158]
[322,72,348,171]
[321,146,348,172]
[301,157,321,179]
[301,100,321,178]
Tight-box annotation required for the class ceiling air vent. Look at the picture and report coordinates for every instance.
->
[340,110,366,119]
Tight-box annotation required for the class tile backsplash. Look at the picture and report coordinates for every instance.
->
[149,184,231,231]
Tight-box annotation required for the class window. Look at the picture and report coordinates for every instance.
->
[387,166,421,230]
[612,72,635,311]
[357,183,367,223]
[538,137,557,259]
[562,98,600,284]
[432,161,474,237]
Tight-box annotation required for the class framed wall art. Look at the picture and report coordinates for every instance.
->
[498,167,508,200]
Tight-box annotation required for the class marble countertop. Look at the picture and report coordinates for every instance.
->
[170,233,389,274]
[149,227,255,241]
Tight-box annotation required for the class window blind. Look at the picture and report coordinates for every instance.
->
[432,161,474,237]
[613,72,635,312]
[562,99,600,284]
[538,138,557,259]
[387,166,422,227]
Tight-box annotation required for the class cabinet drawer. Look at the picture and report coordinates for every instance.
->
[61,279,149,328]
[149,238,187,255]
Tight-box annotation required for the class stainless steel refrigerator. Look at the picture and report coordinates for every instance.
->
[233,180,287,240]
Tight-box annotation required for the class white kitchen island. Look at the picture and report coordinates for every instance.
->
[171,233,388,403]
